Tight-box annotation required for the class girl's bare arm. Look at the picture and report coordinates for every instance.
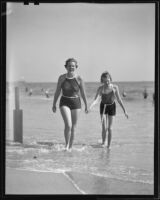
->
[52,75,65,112]
[89,87,102,110]
[114,85,128,118]
[78,76,88,112]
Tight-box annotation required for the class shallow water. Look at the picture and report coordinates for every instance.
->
[6,81,154,194]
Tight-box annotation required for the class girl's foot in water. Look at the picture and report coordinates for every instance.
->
[67,148,72,152]
[102,142,107,147]
[65,145,72,152]
[107,145,111,150]
[65,144,69,151]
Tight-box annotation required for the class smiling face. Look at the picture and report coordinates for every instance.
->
[65,61,77,73]
[102,74,111,85]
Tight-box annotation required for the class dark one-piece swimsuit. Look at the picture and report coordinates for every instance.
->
[59,75,81,110]
[100,87,116,116]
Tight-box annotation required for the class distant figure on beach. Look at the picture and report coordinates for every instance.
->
[25,87,28,93]
[52,58,88,151]
[45,90,50,98]
[41,88,44,93]
[28,89,33,96]
[89,71,128,149]
[143,88,148,99]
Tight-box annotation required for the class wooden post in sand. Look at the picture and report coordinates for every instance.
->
[13,87,23,143]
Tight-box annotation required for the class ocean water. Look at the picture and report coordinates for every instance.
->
[6,81,154,194]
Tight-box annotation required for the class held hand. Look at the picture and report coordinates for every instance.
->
[124,111,129,119]
[52,105,56,113]
[89,105,94,112]
[85,106,89,114]
[89,101,97,111]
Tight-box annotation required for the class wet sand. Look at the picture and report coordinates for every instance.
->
[66,171,154,194]
[5,168,153,195]
[5,168,81,194]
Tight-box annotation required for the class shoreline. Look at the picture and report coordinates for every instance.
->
[5,167,153,195]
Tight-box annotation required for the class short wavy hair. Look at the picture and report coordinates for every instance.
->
[64,58,78,68]
[100,71,112,83]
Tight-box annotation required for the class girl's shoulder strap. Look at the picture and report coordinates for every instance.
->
[98,85,104,95]
[59,74,66,84]
[102,85,105,93]
[60,73,67,78]
[112,84,118,93]
[74,74,81,86]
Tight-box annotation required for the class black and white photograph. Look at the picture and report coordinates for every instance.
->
[3,1,158,196]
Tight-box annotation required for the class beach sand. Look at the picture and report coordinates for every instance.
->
[5,168,81,194]
[5,168,153,195]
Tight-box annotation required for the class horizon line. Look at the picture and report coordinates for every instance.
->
[7,80,154,83]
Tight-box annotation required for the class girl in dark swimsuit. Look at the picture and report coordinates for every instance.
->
[60,75,81,110]
[90,71,128,149]
[52,58,88,151]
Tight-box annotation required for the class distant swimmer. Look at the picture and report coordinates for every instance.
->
[45,90,50,98]
[33,156,37,159]
[122,90,127,97]
[28,89,33,96]
[143,88,148,99]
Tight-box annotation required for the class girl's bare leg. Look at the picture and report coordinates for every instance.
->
[69,109,81,149]
[101,114,107,145]
[107,115,113,149]
[60,106,72,149]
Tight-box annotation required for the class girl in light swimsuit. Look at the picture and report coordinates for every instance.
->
[90,71,128,149]
[52,58,88,151]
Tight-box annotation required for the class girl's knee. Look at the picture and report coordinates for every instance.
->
[107,127,112,132]
[65,124,72,131]
[71,124,77,132]
[102,126,107,132]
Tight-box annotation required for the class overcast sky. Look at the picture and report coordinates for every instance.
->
[7,3,155,82]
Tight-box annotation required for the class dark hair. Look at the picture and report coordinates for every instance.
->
[100,71,112,83]
[64,58,78,68]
